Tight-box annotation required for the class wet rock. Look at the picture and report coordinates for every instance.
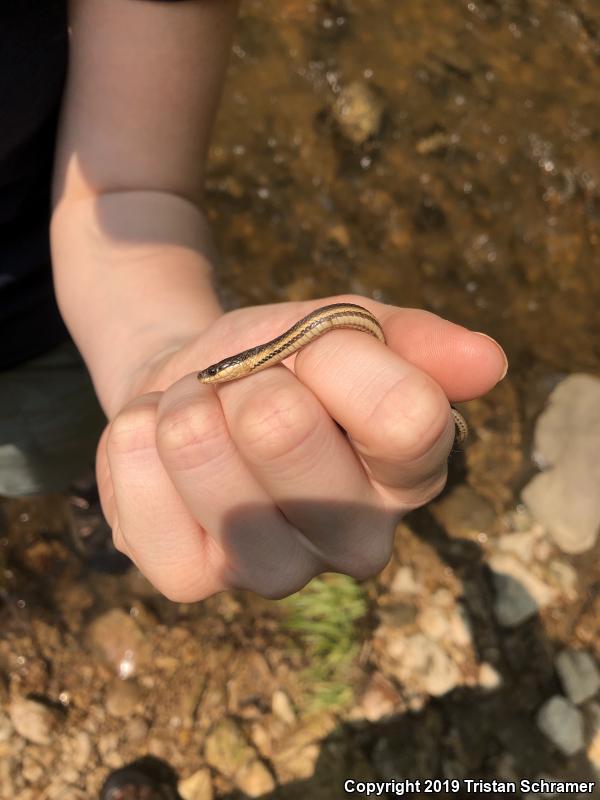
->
[536,696,584,756]
[236,759,276,797]
[332,81,384,144]
[432,485,496,540]
[86,609,151,677]
[555,649,600,705]
[105,678,142,718]
[204,718,256,778]
[9,696,62,745]
[489,553,557,626]
[179,768,213,800]
[522,374,600,554]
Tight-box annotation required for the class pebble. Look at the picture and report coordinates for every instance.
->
[86,609,151,677]
[432,484,496,539]
[179,768,213,800]
[204,719,256,778]
[332,81,384,145]
[105,678,141,718]
[522,374,600,554]
[9,696,63,745]
[0,709,13,742]
[236,759,276,797]
[489,553,556,627]
[387,633,461,697]
[478,662,502,690]
[536,695,584,756]
[272,690,296,725]
[390,565,422,595]
[555,649,600,705]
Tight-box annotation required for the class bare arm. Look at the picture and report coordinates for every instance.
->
[51,0,240,417]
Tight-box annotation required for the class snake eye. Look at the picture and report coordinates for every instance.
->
[207,365,219,376]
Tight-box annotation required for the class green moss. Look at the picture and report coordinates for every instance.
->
[279,573,369,711]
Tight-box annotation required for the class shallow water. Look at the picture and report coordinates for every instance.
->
[208,0,599,434]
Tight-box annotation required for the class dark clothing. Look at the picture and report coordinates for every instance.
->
[0,0,184,370]
[1,2,69,369]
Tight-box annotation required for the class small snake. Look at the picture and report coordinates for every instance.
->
[197,302,468,444]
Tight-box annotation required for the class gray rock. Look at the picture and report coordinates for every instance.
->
[490,572,538,627]
[536,695,584,756]
[555,649,600,705]
[489,553,557,627]
[522,374,600,554]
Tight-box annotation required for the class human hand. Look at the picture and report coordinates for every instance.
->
[96,295,507,601]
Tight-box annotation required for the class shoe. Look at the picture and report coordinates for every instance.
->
[99,758,180,800]
[66,472,131,574]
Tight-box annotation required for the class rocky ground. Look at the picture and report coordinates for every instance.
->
[2,0,600,797]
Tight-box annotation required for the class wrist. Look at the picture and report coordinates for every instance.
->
[51,190,224,416]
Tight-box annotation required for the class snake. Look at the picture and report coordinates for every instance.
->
[197,302,468,444]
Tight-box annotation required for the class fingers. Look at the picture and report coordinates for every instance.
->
[292,327,459,498]
[210,367,397,578]
[103,393,226,601]
[154,376,321,596]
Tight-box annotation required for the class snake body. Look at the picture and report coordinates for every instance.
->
[197,302,468,443]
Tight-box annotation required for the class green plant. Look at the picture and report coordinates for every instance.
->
[280,573,368,710]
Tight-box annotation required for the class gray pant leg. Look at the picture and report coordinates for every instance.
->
[0,341,106,496]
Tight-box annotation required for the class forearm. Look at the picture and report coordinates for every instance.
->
[50,190,223,417]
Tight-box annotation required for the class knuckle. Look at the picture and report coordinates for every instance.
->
[366,377,449,462]
[329,530,395,581]
[236,386,320,463]
[107,402,157,458]
[156,402,226,470]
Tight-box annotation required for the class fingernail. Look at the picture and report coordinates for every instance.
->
[474,331,509,381]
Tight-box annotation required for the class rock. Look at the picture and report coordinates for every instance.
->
[332,81,384,145]
[0,709,13,742]
[204,719,255,779]
[390,566,422,595]
[9,696,62,745]
[387,633,461,697]
[358,674,399,721]
[236,759,276,797]
[86,609,151,677]
[536,696,584,756]
[179,768,213,800]
[431,484,496,540]
[489,553,557,626]
[125,717,149,743]
[272,690,296,725]
[417,607,447,640]
[478,662,502,690]
[62,731,92,771]
[105,679,141,718]
[555,649,600,705]
[522,374,600,554]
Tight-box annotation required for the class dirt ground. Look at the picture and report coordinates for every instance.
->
[2,1,600,797]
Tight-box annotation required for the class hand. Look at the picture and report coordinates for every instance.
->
[96,295,507,601]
